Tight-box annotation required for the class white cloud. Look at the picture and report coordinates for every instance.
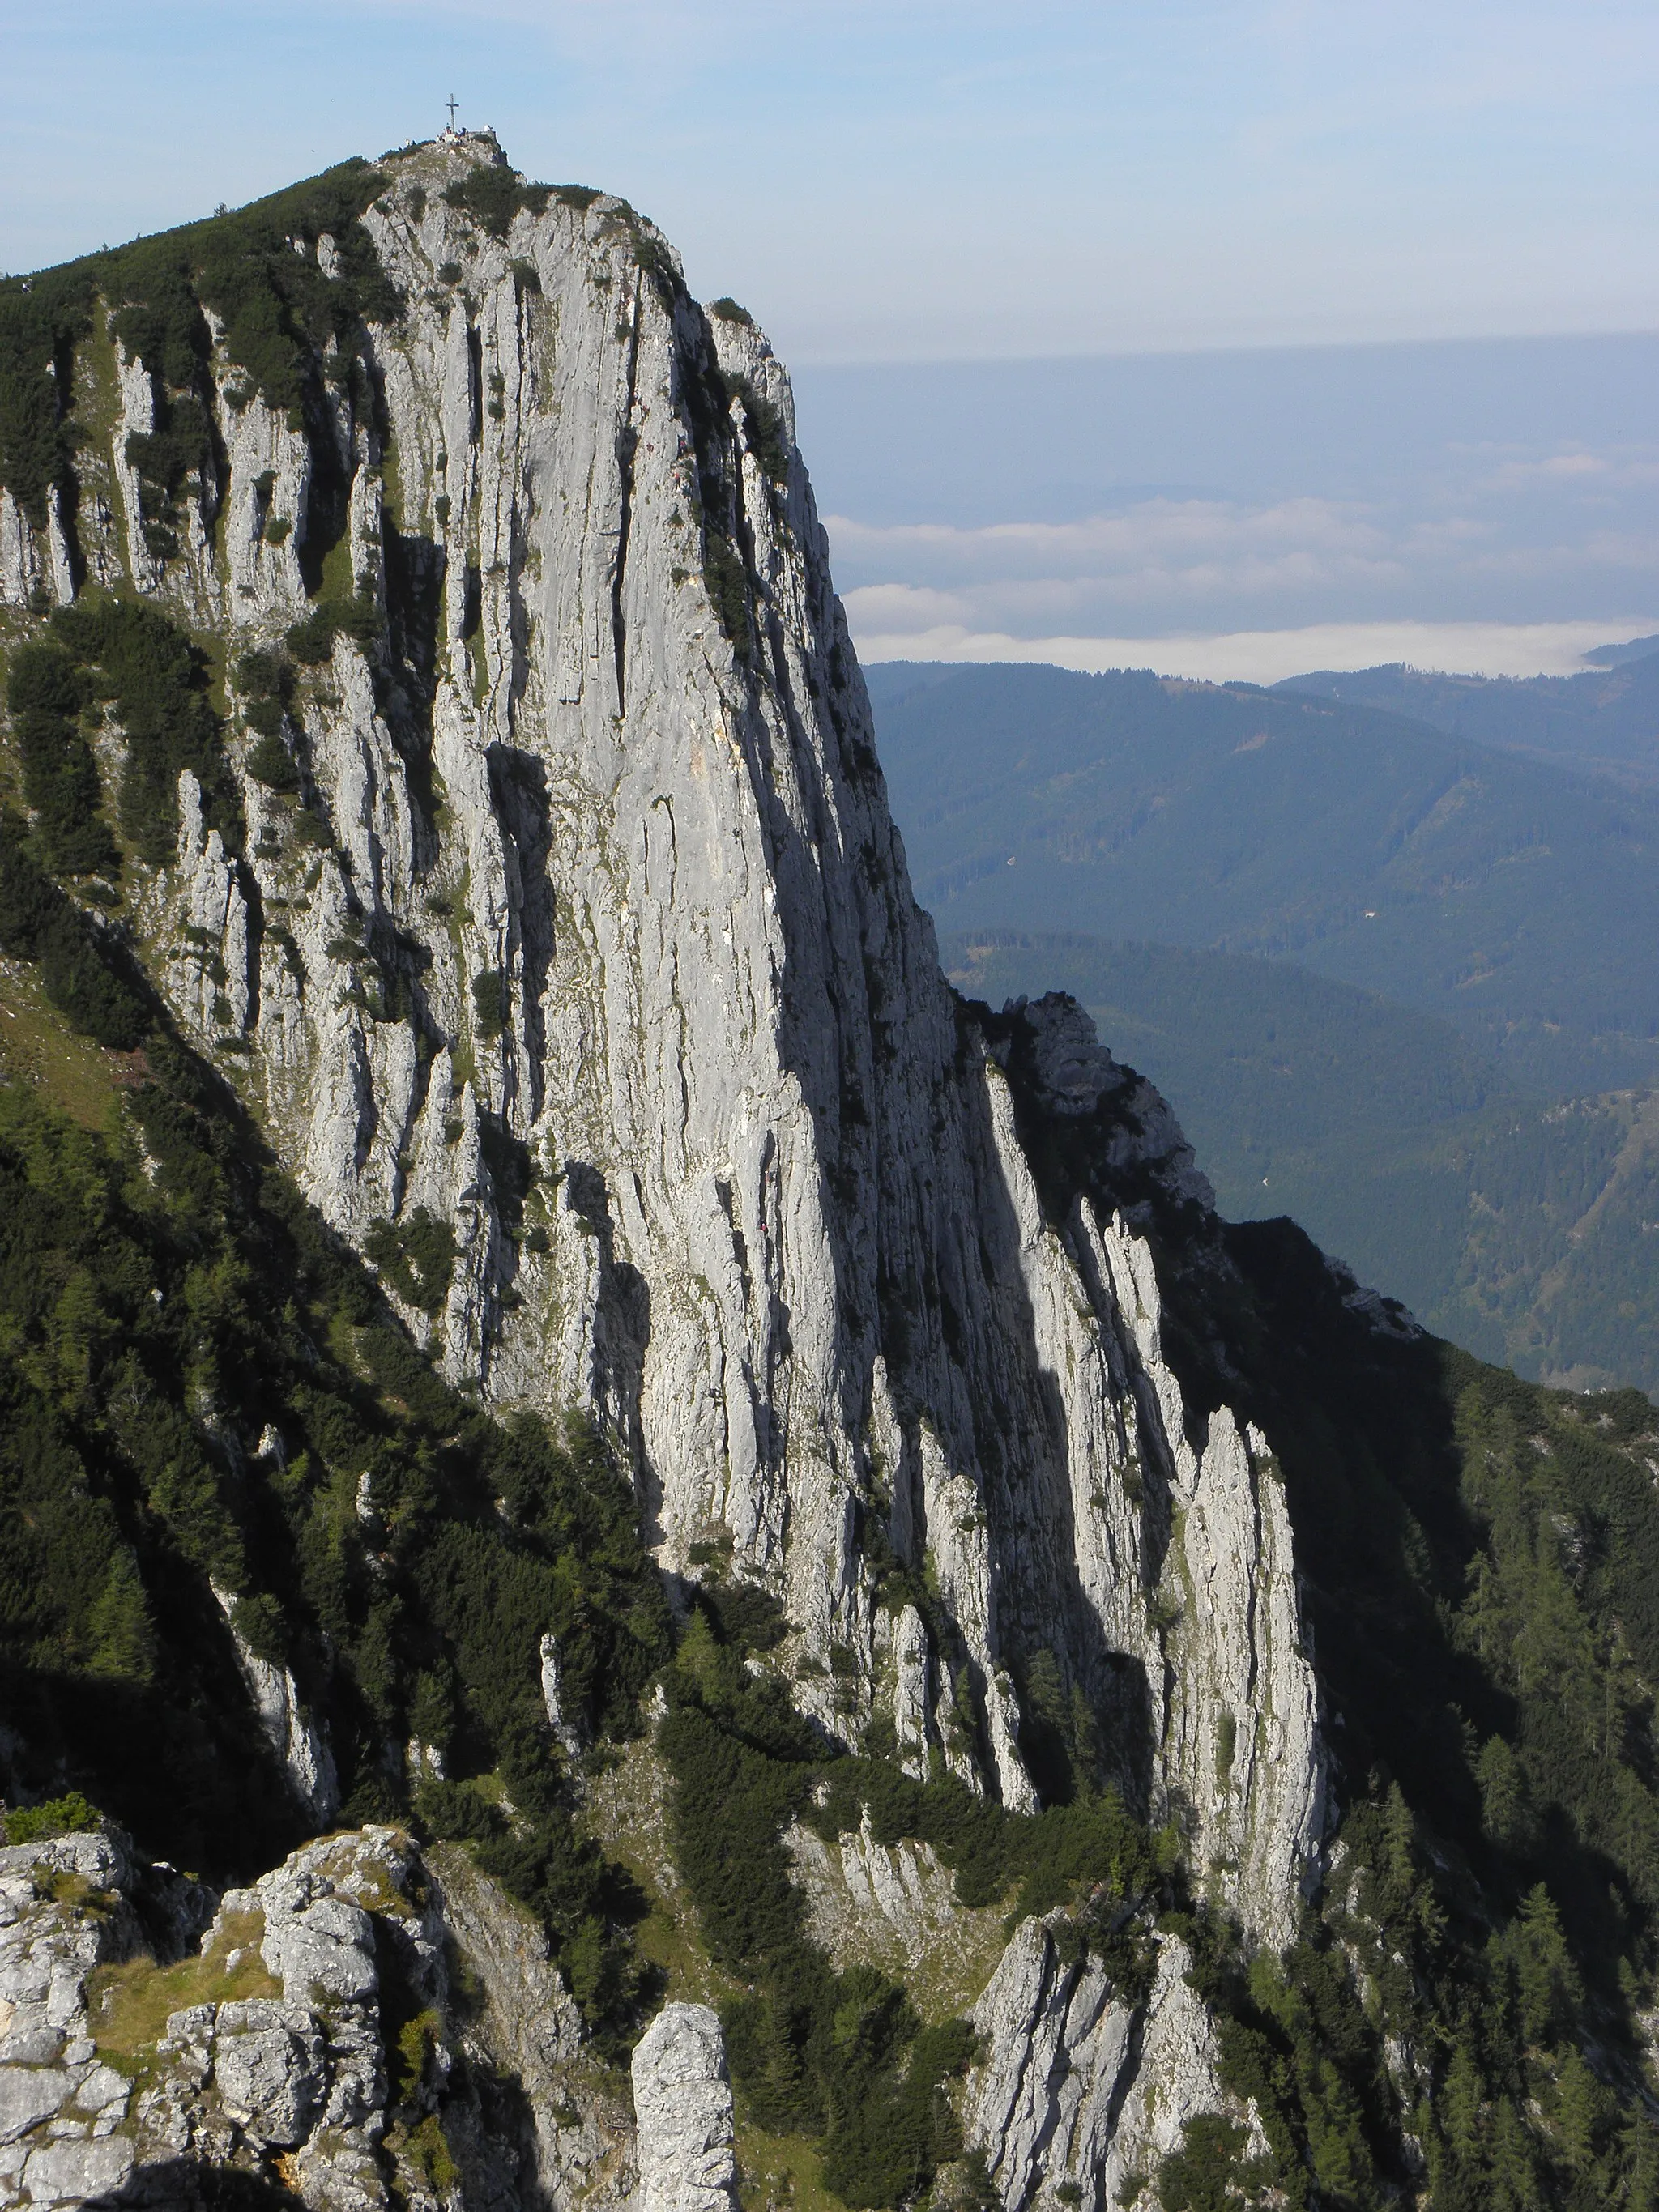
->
[825,501,1423,630]
[826,498,1395,581]
[844,617,1659,685]
[1483,449,1659,491]
[825,477,1659,638]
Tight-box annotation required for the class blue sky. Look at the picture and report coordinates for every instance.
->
[5,1,1657,360]
[3,1,1656,672]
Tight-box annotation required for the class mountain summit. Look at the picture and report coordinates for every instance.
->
[1,139,1657,2212]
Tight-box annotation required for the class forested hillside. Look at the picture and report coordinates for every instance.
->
[1277,650,1659,783]
[868,659,1659,1097]
[944,933,1659,1392]
[867,659,1659,1394]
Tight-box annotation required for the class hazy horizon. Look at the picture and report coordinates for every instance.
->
[795,333,1659,680]
[3,1,1654,680]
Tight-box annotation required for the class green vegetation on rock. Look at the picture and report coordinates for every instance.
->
[53,593,232,859]
[5,639,117,876]
[0,812,148,1046]
[0,159,399,576]
[733,377,789,484]
[2,1790,100,1845]
[441,166,554,241]
[110,160,400,420]
[656,1576,1199,2204]
[3,594,236,871]
[0,792,671,2048]
[1125,1200,1659,2207]
[365,1205,458,1317]
[659,1603,987,2206]
[286,590,382,663]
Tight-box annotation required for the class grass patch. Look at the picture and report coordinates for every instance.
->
[89,1907,279,2076]
[0,955,134,1128]
[736,2125,847,2212]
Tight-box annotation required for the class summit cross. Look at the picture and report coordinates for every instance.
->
[446,96,459,131]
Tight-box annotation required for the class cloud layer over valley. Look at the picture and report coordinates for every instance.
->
[796,335,1659,679]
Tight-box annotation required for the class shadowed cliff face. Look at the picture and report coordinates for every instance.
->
[0,135,1323,1951]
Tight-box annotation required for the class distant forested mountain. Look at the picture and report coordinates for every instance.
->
[1275,648,1659,783]
[866,659,1659,1101]
[862,657,1659,1392]
[942,934,1659,1393]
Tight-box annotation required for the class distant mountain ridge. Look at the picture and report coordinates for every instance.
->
[865,658,1659,1098]
[1274,646,1659,782]
[943,931,1659,1393]
[1584,633,1659,670]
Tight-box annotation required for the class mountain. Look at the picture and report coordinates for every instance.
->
[1585,634,1659,671]
[864,658,1659,1099]
[1274,651,1659,784]
[866,658,1659,1387]
[3,134,1659,2212]
[940,932,1659,1393]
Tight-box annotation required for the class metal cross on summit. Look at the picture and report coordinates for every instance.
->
[446,96,459,132]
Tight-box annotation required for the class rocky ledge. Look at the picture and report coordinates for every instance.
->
[0,1822,631,2210]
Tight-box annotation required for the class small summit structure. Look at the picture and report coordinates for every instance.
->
[437,96,502,160]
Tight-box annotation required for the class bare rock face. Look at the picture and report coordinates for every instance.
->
[784,1814,1010,2018]
[429,1840,632,2206]
[967,1918,1265,2212]
[0,127,1348,2210]
[629,2003,738,2212]
[210,1582,339,1824]
[0,1831,144,2210]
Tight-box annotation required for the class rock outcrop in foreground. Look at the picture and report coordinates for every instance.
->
[0,1815,1281,2211]
[0,1822,630,2210]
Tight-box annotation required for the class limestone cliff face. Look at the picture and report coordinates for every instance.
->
[0,131,1323,1944]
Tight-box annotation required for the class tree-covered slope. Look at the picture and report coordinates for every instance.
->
[964,1011,1659,2209]
[868,660,1659,1098]
[942,932,1659,1393]
[1276,650,1659,785]
[0,791,672,2052]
